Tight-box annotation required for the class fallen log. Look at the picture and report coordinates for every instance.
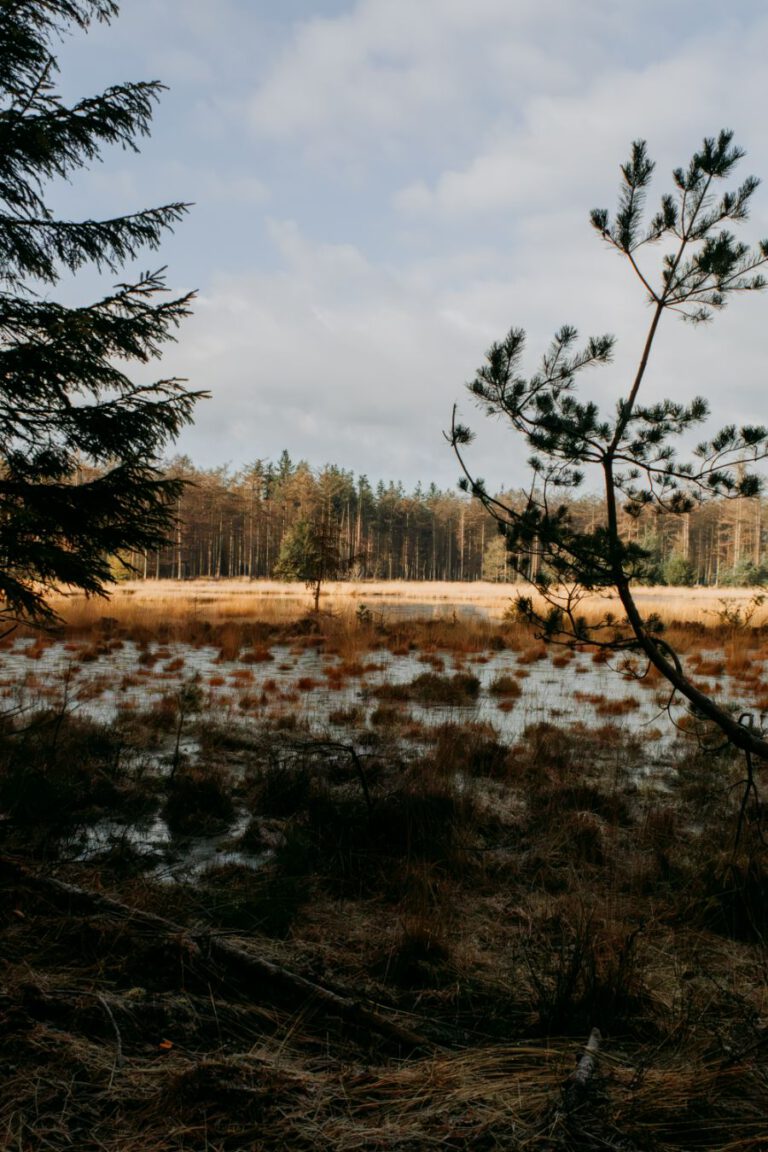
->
[0,854,431,1053]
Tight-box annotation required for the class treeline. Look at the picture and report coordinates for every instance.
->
[123,452,768,586]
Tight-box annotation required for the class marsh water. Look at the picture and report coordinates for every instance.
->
[2,632,685,745]
[2,612,759,878]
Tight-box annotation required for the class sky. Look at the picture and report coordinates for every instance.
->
[46,0,768,490]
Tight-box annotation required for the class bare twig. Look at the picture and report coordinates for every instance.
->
[95,993,124,1081]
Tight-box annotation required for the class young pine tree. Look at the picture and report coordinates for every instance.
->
[0,0,205,624]
[451,131,768,758]
[274,517,346,613]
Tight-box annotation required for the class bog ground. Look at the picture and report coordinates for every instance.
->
[1,582,767,1151]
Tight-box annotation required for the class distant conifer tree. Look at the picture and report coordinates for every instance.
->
[451,131,768,758]
[274,517,346,612]
[0,0,205,624]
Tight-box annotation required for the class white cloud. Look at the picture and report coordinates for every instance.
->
[246,0,599,162]
[164,204,768,492]
[394,24,768,221]
[200,173,270,205]
[165,224,493,480]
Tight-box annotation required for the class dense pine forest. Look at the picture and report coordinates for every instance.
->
[123,453,768,586]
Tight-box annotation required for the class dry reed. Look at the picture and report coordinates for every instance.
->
[44,578,768,632]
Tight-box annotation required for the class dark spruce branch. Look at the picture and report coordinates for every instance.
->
[450,131,768,760]
[0,0,205,624]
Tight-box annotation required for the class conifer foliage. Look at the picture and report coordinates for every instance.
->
[274,517,346,613]
[451,132,768,756]
[0,0,203,623]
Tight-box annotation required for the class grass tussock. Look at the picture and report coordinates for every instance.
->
[489,673,523,697]
[161,761,235,836]
[372,670,481,705]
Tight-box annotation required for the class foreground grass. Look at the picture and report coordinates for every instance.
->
[1,608,768,1150]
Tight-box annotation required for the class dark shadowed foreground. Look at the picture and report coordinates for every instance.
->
[1,608,767,1151]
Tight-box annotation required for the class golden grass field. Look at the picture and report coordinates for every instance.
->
[46,577,768,629]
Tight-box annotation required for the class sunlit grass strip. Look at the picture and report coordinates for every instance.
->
[46,579,768,628]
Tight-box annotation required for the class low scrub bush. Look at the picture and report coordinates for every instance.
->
[247,760,316,818]
[522,908,648,1037]
[268,767,479,896]
[429,723,511,779]
[373,671,480,705]
[690,852,768,942]
[489,674,522,698]
[367,782,476,868]
[0,711,139,824]
[162,762,235,835]
[196,861,305,937]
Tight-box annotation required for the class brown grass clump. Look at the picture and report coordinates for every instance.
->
[328,705,364,726]
[518,906,650,1036]
[75,643,105,663]
[373,671,481,705]
[255,754,479,902]
[573,690,605,705]
[247,758,316,819]
[238,691,262,712]
[489,673,522,697]
[688,851,768,942]
[377,917,454,988]
[162,761,235,835]
[594,695,640,716]
[693,656,726,676]
[428,722,511,780]
[369,703,408,727]
[240,646,274,664]
[518,644,548,665]
[0,711,156,830]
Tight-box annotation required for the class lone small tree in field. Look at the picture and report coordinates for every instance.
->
[0,0,204,626]
[450,130,768,759]
[274,516,347,612]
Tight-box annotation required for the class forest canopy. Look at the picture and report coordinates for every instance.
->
[135,453,766,587]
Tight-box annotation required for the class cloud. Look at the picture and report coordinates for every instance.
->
[164,222,497,481]
[394,21,768,221]
[246,0,598,164]
[199,173,270,205]
[164,202,768,494]
[246,0,767,165]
